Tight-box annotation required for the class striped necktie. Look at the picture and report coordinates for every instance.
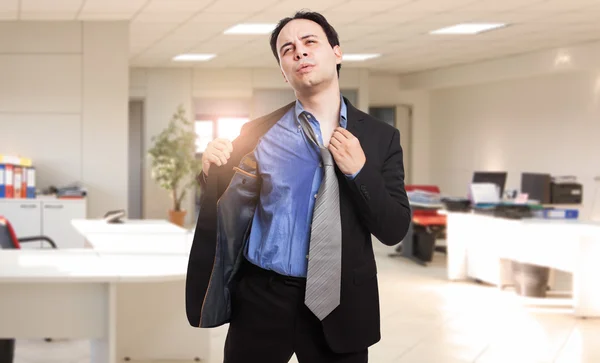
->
[298,112,342,321]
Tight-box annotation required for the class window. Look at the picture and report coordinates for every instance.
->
[195,116,249,153]
[195,120,214,153]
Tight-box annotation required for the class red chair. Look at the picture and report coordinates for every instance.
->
[405,185,447,228]
[392,185,447,264]
[0,216,57,249]
[0,216,57,363]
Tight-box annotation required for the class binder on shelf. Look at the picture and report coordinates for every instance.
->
[0,164,5,198]
[5,164,13,198]
[26,167,36,198]
[13,167,23,199]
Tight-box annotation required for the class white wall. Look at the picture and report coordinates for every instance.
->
[0,21,129,218]
[400,41,600,218]
[429,71,600,212]
[133,67,424,222]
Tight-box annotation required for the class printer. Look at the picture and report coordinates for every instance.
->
[551,181,582,204]
[521,173,582,204]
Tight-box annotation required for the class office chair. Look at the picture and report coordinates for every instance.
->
[0,216,57,363]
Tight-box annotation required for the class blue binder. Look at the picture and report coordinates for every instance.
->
[0,164,5,198]
[26,167,36,199]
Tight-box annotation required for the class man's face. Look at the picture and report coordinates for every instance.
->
[276,19,342,93]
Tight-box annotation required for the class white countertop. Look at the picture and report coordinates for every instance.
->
[0,249,189,283]
[72,218,194,253]
[71,219,189,235]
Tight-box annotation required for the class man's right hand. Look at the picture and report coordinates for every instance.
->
[202,138,234,176]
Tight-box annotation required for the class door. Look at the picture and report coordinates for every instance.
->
[369,106,412,184]
[0,200,42,248]
[42,201,86,249]
[129,100,144,219]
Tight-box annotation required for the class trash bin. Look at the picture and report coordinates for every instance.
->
[511,261,550,298]
[413,232,436,262]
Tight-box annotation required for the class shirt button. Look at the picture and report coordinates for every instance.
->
[319,162,323,168]
[314,194,318,199]
[306,255,309,259]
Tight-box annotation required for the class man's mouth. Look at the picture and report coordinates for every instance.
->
[297,64,314,73]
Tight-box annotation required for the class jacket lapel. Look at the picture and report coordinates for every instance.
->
[344,97,364,141]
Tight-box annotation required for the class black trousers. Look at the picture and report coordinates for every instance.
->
[0,339,15,363]
[224,260,368,363]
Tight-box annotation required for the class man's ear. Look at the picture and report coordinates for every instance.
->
[333,45,343,65]
[281,69,289,83]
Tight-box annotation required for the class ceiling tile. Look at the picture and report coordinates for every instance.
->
[461,0,546,12]
[394,0,478,12]
[134,12,193,23]
[268,0,348,13]
[327,1,408,13]
[21,0,83,12]
[78,13,135,20]
[190,12,251,24]
[79,0,146,13]
[359,11,430,24]
[520,0,600,12]
[20,12,77,20]
[144,0,214,12]
[203,0,279,13]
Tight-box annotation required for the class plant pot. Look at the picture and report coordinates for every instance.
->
[168,209,187,227]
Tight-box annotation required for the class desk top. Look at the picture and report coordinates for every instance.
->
[0,249,189,283]
[71,219,189,235]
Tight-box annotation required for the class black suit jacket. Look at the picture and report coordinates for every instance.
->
[186,97,411,354]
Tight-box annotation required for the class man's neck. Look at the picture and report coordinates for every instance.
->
[297,85,341,127]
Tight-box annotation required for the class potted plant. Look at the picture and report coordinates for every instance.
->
[148,105,201,227]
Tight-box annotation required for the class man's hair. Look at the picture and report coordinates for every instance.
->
[269,10,341,77]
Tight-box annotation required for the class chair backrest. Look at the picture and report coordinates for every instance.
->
[0,217,20,249]
[406,185,443,217]
[405,185,441,194]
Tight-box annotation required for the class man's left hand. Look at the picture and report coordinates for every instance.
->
[329,127,366,175]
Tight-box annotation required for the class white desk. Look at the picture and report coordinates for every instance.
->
[0,220,209,363]
[71,219,192,253]
[446,212,600,317]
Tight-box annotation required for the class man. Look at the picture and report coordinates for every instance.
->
[186,10,411,363]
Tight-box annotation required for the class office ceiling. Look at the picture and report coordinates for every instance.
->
[2,0,600,74]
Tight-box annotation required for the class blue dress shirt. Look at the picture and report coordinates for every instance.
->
[244,97,359,277]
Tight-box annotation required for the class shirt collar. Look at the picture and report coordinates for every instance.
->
[295,95,348,128]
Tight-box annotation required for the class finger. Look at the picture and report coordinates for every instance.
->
[335,127,354,139]
[224,139,234,153]
[329,137,342,149]
[206,152,225,166]
[212,141,229,152]
[211,142,231,159]
[214,139,234,154]
[331,131,346,144]
[328,142,340,153]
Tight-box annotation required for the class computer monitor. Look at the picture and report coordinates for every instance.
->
[472,171,507,198]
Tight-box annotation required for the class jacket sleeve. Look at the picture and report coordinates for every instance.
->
[345,128,411,246]
[185,169,219,327]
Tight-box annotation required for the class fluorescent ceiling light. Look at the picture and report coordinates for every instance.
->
[173,54,216,62]
[343,53,381,61]
[430,23,506,35]
[224,23,276,35]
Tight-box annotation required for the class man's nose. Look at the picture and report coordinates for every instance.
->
[294,47,308,60]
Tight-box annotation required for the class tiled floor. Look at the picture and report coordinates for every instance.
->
[14,240,600,363]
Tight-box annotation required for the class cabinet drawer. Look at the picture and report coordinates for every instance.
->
[42,201,86,249]
[0,201,42,249]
